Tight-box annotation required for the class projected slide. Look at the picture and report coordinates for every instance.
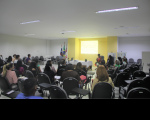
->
[81,41,98,54]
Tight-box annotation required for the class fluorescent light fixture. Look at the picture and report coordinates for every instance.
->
[24,34,35,36]
[115,26,139,29]
[20,20,40,24]
[96,7,138,13]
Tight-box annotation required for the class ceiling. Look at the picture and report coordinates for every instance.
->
[0,0,150,40]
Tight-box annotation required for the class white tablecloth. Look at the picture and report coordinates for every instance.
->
[69,60,93,68]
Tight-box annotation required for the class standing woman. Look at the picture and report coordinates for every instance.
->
[12,54,16,63]
[16,60,24,76]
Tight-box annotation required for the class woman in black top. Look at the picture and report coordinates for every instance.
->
[75,62,87,76]
[28,62,38,78]
[44,64,55,84]
[7,56,13,63]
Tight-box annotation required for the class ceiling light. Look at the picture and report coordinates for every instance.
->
[96,7,138,13]
[115,26,139,29]
[24,34,35,36]
[20,20,40,24]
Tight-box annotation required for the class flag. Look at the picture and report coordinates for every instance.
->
[60,45,62,55]
[63,44,66,57]
[65,45,67,58]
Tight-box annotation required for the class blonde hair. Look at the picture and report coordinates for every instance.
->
[2,63,9,77]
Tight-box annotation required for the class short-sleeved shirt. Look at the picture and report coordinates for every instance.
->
[16,93,43,99]
[26,57,31,63]
[59,56,65,60]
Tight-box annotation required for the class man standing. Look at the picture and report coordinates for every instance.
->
[59,52,65,60]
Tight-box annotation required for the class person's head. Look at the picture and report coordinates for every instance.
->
[6,63,14,70]
[7,56,12,63]
[115,59,120,65]
[28,54,31,58]
[16,55,20,60]
[60,59,66,65]
[23,78,37,96]
[13,54,16,58]
[16,60,23,70]
[32,58,38,64]
[29,62,36,70]
[66,64,74,71]
[96,65,109,82]
[98,54,101,58]
[76,62,82,71]
[44,65,51,71]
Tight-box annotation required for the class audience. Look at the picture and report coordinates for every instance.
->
[16,78,43,99]
[16,60,24,76]
[44,64,55,84]
[7,56,13,63]
[14,55,20,63]
[1,63,18,85]
[32,58,42,73]
[61,64,81,84]
[46,60,56,74]
[28,62,38,78]
[12,54,16,63]
[26,54,31,65]
[114,59,121,68]
[92,65,114,91]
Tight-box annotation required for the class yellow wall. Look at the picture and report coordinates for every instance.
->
[75,38,80,60]
[79,38,108,66]
[68,38,75,60]
[107,36,118,59]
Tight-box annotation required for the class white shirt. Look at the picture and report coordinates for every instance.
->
[14,60,18,63]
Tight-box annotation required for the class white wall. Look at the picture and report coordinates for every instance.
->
[0,34,50,59]
[118,36,150,62]
[49,39,68,57]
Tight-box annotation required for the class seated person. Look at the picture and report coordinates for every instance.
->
[26,54,31,65]
[75,62,87,74]
[14,55,20,63]
[122,58,127,65]
[44,64,55,84]
[12,54,16,63]
[106,55,114,67]
[7,56,13,63]
[61,64,81,85]
[59,52,66,60]
[46,60,57,74]
[32,58,42,73]
[57,59,67,75]
[95,54,101,66]
[91,65,114,91]
[1,63,18,85]
[114,59,121,68]
[16,78,43,99]
[16,60,24,76]
[118,57,123,65]
[28,62,38,78]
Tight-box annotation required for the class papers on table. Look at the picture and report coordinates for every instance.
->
[6,90,15,95]
[55,76,61,80]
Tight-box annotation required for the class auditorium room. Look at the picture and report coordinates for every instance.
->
[0,0,150,99]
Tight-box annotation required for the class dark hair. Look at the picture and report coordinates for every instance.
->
[16,55,20,59]
[32,58,38,64]
[28,54,31,58]
[6,63,14,70]
[98,54,100,56]
[28,62,37,70]
[76,62,82,71]
[13,54,16,57]
[16,60,23,70]
[60,59,65,65]
[7,56,12,63]
[46,60,52,65]
[66,64,74,71]
[44,65,51,71]
[23,79,37,96]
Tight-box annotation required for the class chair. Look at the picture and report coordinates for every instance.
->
[31,56,35,60]
[130,66,139,75]
[123,68,131,76]
[91,82,114,99]
[48,85,68,99]
[133,71,146,79]
[143,76,150,90]
[38,73,51,85]
[57,68,66,81]
[120,79,145,98]
[0,76,20,99]
[109,67,119,81]
[25,70,34,79]
[128,58,135,65]
[39,56,45,65]
[127,87,150,99]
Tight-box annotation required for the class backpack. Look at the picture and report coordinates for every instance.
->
[80,75,87,84]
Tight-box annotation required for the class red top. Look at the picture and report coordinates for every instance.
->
[97,57,101,62]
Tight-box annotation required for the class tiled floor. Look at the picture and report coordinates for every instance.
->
[0,62,120,99]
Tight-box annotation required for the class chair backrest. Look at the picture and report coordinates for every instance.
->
[127,80,145,93]
[133,70,146,79]
[35,56,39,59]
[31,56,35,60]
[76,70,86,76]
[129,58,134,63]
[0,76,10,92]
[38,73,51,84]
[127,87,150,99]
[114,72,130,87]
[57,68,66,77]
[63,77,79,95]
[49,85,68,99]
[130,66,139,75]
[40,56,44,61]
[92,82,113,99]
[143,76,150,90]
[123,68,131,75]
[18,78,26,93]
[25,70,34,79]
